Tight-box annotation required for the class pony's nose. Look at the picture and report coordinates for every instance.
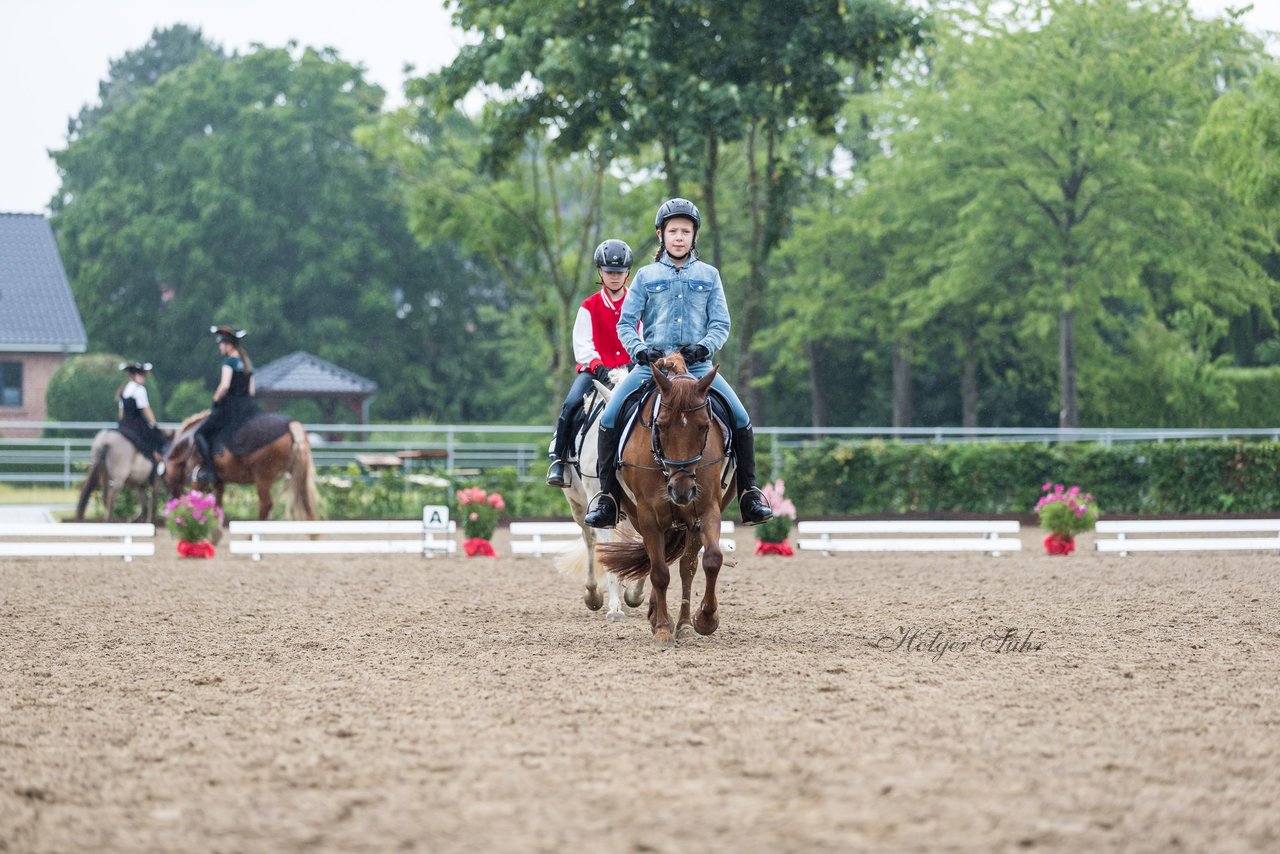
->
[668,481,697,506]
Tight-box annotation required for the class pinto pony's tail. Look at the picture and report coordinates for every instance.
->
[75,444,109,520]
[597,528,687,581]
[556,540,590,580]
[282,421,321,520]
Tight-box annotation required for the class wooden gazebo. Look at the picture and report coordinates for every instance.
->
[252,351,378,423]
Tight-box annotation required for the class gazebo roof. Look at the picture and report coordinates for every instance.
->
[253,351,378,396]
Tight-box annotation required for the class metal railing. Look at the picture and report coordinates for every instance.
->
[3,420,1279,488]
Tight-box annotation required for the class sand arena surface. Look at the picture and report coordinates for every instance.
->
[2,526,1277,852]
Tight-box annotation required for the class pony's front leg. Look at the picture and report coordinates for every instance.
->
[675,538,700,640]
[695,533,723,636]
[645,539,675,648]
[604,571,626,623]
[582,531,604,611]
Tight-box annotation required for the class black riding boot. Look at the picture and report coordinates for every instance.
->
[732,426,773,525]
[192,433,218,485]
[583,426,621,529]
[545,415,572,488]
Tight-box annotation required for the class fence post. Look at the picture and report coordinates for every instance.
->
[64,441,72,488]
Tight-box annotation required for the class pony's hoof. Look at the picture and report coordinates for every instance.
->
[694,612,719,636]
[624,589,646,609]
[605,610,625,623]
[652,629,675,649]
[676,623,696,640]
[584,587,604,611]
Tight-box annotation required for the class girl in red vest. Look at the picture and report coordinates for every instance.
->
[546,239,636,487]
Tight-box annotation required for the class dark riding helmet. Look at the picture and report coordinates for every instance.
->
[654,198,701,233]
[593,239,634,272]
[119,361,153,374]
[210,325,247,343]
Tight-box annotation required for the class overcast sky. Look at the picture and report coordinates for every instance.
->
[1,0,1276,215]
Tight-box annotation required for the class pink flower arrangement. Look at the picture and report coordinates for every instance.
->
[163,489,224,543]
[1034,483,1099,543]
[754,479,797,553]
[456,487,505,541]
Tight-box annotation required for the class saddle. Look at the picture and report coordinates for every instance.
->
[615,380,734,468]
[215,413,293,456]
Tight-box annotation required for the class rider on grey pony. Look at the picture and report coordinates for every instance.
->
[582,198,773,529]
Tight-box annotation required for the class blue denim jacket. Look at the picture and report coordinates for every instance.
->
[617,253,731,358]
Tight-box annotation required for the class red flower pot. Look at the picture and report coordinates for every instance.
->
[177,540,216,558]
[463,537,497,557]
[1042,534,1075,555]
[754,540,794,556]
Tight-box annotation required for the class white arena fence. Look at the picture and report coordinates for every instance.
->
[509,520,737,557]
[795,520,1021,556]
[228,505,456,560]
[1094,519,1280,555]
[5,420,1280,488]
[0,522,156,561]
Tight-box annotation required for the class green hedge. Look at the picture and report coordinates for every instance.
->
[782,440,1280,516]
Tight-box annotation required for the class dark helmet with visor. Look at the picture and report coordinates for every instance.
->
[119,361,153,374]
[654,198,701,233]
[593,239,634,272]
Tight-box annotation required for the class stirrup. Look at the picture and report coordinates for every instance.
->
[583,494,619,529]
[546,460,569,488]
[738,486,773,526]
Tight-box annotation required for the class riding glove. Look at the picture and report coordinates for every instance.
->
[591,365,611,385]
[633,347,663,366]
[679,344,711,364]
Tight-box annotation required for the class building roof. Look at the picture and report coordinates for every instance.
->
[0,213,88,352]
[253,350,378,396]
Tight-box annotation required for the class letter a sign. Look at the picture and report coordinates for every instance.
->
[422,504,450,531]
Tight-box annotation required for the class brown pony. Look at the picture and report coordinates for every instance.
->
[598,354,735,647]
[163,411,320,530]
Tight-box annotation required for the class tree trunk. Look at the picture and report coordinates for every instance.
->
[892,342,913,428]
[1059,264,1078,428]
[703,135,723,271]
[962,347,979,428]
[808,340,827,428]
[740,122,765,419]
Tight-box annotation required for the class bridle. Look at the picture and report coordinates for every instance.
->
[625,372,723,484]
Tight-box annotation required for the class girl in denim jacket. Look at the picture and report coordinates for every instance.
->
[583,198,773,529]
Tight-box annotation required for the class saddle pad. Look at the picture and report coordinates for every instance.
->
[226,413,293,455]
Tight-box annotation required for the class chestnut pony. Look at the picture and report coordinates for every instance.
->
[598,354,735,647]
[163,411,320,530]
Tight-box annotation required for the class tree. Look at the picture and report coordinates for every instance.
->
[429,0,924,418]
[68,24,223,139]
[51,43,485,421]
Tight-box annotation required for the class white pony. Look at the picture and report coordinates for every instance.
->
[556,367,647,622]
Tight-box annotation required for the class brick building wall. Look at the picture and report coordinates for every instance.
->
[0,352,66,438]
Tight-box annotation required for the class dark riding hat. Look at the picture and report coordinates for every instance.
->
[119,361,153,374]
[211,325,247,343]
[593,239,634,272]
[655,198,701,233]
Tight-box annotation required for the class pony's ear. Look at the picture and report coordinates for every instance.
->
[653,365,673,395]
[695,365,718,394]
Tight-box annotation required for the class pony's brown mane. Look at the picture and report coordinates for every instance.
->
[653,353,705,411]
[178,410,211,435]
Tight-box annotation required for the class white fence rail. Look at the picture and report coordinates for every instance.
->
[5,420,1280,488]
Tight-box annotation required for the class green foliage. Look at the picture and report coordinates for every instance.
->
[783,440,1280,516]
[45,353,164,425]
[1219,367,1280,427]
[1034,485,1099,538]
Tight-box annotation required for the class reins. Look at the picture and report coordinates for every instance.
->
[623,373,724,481]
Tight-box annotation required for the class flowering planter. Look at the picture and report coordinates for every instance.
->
[1042,534,1075,556]
[463,537,497,557]
[177,540,216,558]
[754,540,794,556]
